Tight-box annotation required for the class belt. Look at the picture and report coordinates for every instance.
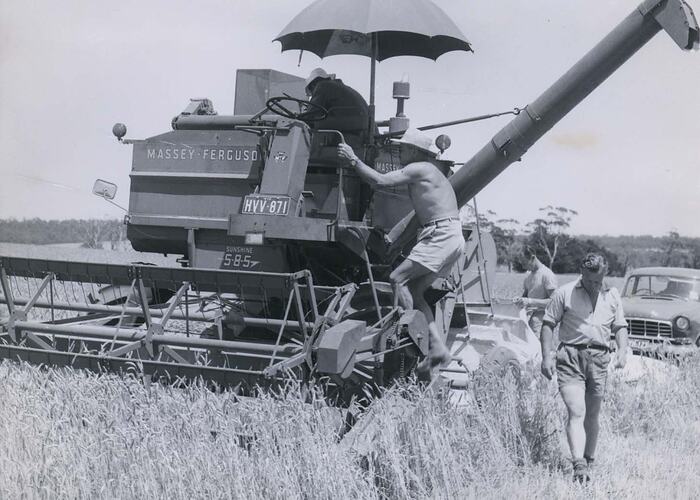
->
[560,343,610,352]
[421,216,459,228]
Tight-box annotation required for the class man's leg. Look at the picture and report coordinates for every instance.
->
[583,392,603,461]
[389,259,449,367]
[389,258,431,311]
[559,383,587,461]
[392,279,413,311]
[583,351,609,463]
[409,274,451,367]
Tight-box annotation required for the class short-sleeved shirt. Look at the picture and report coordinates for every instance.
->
[543,278,627,347]
[523,266,558,312]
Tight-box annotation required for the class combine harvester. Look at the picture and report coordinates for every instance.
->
[0,0,697,402]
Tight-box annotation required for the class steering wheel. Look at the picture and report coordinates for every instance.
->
[265,96,328,122]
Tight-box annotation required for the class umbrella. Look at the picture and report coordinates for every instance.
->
[274,0,472,125]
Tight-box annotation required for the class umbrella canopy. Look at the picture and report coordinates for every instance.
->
[275,0,472,61]
[275,0,471,135]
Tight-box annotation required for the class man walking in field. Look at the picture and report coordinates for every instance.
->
[514,247,557,335]
[540,253,629,482]
[337,128,465,373]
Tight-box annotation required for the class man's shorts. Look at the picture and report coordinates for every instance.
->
[407,218,465,276]
[556,343,611,397]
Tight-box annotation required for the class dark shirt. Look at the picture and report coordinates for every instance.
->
[309,79,370,134]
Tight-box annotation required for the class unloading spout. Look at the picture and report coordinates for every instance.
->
[387,0,698,253]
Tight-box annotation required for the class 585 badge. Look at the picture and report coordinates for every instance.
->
[221,246,260,270]
[220,245,286,272]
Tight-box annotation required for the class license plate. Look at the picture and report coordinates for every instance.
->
[241,195,291,216]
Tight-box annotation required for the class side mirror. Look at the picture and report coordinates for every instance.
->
[93,179,118,200]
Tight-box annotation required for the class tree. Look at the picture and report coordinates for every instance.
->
[460,205,522,270]
[687,240,700,269]
[660,230,691,267]
[525,206,578,268]
[553,237,625,276]
[79,219,126,249]
[492,218,523,272]
[80,220,110,249]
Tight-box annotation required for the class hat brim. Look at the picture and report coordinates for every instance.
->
[390,138,438,156]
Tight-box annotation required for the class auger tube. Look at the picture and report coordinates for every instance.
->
[389,0,698,250]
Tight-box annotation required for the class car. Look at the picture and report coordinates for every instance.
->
[620,267,700,347]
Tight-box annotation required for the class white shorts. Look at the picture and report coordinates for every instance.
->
[407,218,465,275]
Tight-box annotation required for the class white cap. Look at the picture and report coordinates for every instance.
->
[391,128,438,156]
[305,67,330,91]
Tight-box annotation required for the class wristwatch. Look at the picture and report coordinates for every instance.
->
[349,157,358,167]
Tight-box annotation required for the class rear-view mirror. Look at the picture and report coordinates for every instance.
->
[93,179,118,200]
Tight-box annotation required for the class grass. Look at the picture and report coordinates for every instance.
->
[0,356,698,499]
[492,271,626,300]
[0,243,694,498]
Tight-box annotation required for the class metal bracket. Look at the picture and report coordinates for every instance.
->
[3,272,55,343]
[263,352,307,378]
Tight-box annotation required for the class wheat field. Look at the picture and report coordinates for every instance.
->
[0,357,698,499]
[0,244,697,499]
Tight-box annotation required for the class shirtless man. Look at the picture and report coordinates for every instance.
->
[337,128,465,371]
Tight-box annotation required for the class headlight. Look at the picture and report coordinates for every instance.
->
[675,316,690,331]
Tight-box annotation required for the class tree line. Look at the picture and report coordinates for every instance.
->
[2,215,698,275]
[462,206,700,276]
[0,218,126,249]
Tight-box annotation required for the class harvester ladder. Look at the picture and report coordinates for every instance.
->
[470,197,495,318]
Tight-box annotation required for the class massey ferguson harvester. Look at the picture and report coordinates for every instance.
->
[0,0,697,401]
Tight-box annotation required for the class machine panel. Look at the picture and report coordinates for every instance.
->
[132,129,262,176]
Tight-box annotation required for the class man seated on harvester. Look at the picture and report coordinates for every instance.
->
[337,128,466,373]
[305,68,372,152]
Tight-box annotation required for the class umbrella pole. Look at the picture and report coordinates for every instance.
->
[368,33,377,141]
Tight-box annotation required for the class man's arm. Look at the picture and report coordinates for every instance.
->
[515,272,557,310]
[513,285,529,307]
[337,143,417,188]
[613,326,629,368]
[524,271,558,310]
[540,287,564,380]
[540,322,556,380]
[611,287,629,368]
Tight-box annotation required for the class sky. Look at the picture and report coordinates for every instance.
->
[0,0,698,237]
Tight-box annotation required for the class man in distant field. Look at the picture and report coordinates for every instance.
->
[514,247,557,335]
[540,253,628,483]
[337,128,465,373]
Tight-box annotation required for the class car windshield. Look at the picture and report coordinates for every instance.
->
[623,274,700,301]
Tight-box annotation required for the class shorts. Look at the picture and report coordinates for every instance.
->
[407,218,465,276]
[556,343,611,397]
